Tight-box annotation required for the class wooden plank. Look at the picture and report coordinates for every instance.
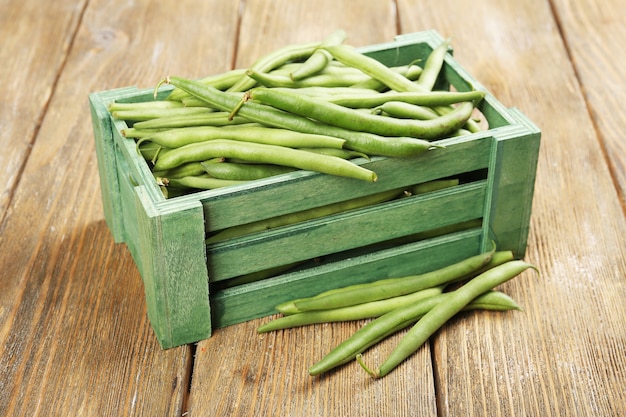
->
[134,187,211,348]
[0,0,86,222]
[550,0,626,210]
[0,0,240,416]
[398,0,626,415]
[211,230,484,328]
[188,2,438,416]
[208,183,486,279]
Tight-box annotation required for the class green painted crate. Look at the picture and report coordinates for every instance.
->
[88,30,540,349]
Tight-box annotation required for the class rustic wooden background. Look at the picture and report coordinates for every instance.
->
[1,0,624,416]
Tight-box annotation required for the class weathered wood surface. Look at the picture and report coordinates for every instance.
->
[1,0,624,416]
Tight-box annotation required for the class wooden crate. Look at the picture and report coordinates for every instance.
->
[88,30,540,349]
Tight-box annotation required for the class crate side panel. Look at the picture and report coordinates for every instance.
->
[210,231,483,328]
[207,182,486,280]
[201,135,493,233]
[489,111,541,257]
[89,92,125,242]
[115,150,145,273]
[134,188,212,349]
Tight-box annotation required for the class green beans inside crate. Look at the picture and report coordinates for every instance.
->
[88,30,540,349]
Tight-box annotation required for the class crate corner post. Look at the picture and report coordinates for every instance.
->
[134,188,212,349]
[488,109,541,258]
[89,91,126,243]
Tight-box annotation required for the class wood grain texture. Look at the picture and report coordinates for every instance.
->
[0,0,86,221]
[189,317,437,417]
[399,0,626,415]
[0,0,239,415]
[551,0,626,211]
[1,0,625,416]
[233,0,398,69]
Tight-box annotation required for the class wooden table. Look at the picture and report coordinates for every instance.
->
[2,0,625,415]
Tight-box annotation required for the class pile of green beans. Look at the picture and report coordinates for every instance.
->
[257,247,537,378]
[107,30,487,197]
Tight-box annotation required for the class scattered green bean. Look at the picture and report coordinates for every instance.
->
[258,287,444,333]
[364,260,537,378]
[308,288,524,376]
[292,247,496,313]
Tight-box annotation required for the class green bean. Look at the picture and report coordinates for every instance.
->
[201,161,296,181]
[366,260,537,378]
[298,147,370,160]
[152,161,207,179]
[415,38,451,91]
[162,174,247,190]
[167,68,247,102]
[324,41,485,134]
[108,100,185,112]
[324,44,426,93]
[152,139,377,182]
[271,86,381,98]
[227,42,321,92]
[111,106,216,122]
[292,247,496,313]
[289,248,497,312]
[138,142,170,162]
[136,125,346,150]
[308,288,523,375]
[206,187,404,244]
[374,101,440,120]
[328,90,485,109]
[290,30,347,81]
[246,69,370,88]
[249,87,475,139]
[160,76,437,157]
[322,41,484,136]
[122,127,168,139]
[132,112,252,130]
[258,287,444,333]
[351,63,423,91]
